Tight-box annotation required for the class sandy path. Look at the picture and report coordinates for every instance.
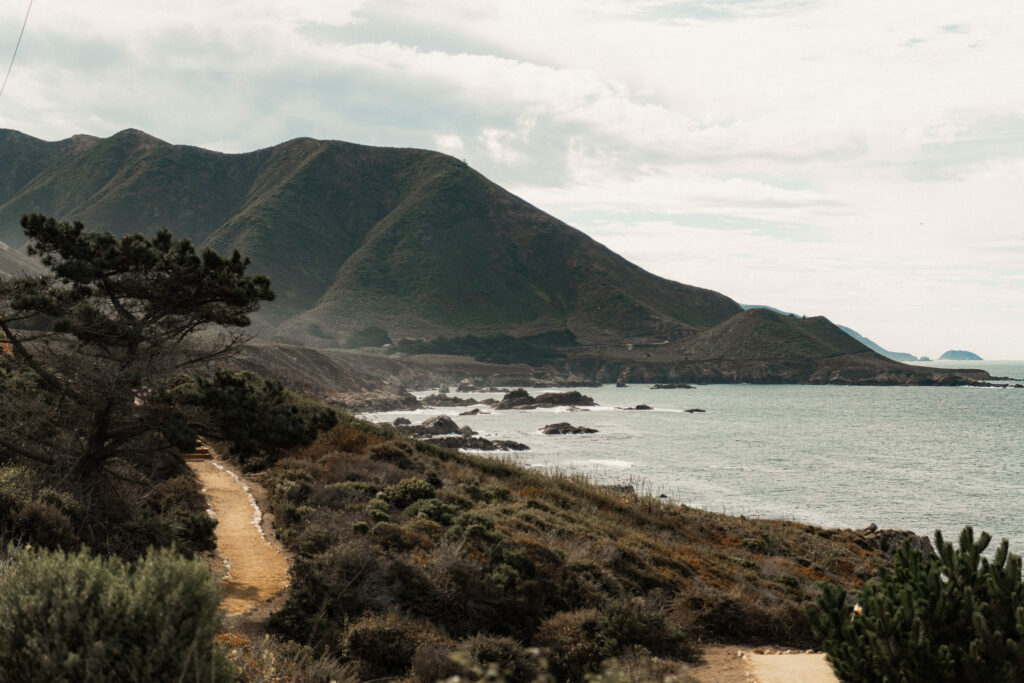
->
[187,448,289,616]
[690,646,839,683]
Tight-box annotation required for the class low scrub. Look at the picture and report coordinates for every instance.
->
[0,546,230,682]
[265,417,878,679]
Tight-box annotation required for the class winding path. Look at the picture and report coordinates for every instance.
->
[186,444,289,616]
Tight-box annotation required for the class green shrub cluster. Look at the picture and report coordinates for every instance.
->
[0,464,216,558]
[0,546,231,682]
[809,526,1024,682]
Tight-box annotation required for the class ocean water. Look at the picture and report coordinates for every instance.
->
[367,361,1024,551]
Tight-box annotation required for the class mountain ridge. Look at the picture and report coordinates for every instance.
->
[0,129,989,387]
[0,128,741,344]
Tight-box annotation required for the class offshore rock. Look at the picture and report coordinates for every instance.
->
[542,422,598,435]
[497,389,597,410]
[426,435,530,451]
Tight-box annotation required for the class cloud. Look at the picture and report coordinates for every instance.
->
[0,0,1022,356]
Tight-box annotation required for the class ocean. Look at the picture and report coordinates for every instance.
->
[367,360,1024,552]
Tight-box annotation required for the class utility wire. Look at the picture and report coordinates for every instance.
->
[0,0,34,99]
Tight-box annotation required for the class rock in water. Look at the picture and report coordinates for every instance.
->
[541,422,598,435]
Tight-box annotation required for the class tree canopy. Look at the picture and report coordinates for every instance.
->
[0,214,274,480]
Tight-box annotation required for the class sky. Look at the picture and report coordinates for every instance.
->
[0,1,1022,359]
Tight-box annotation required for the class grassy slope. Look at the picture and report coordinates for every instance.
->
[256,414,887,679]
[0,129,742,344]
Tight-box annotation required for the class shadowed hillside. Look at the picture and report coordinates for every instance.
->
[0,129,741,345]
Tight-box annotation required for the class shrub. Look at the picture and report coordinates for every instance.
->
[0,546,230,682]
[534,600,693,680]
[368,441,416,469]
[341,611,451,679]
[217,633,347,683]
[270,542,442,650]
[533,608,604,680]
[809,527,1024,682]
[405,497,459,525]
[379,477,436,508]
[459,634,546,683]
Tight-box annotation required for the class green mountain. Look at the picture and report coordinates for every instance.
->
[0,128,740,345]
[742,305,921,362]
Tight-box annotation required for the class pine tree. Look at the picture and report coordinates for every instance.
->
[809,526,1024,682]
[0,214,273,480]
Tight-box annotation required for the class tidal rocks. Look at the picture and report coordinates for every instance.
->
[496,388,597,410]
[427,435,530,451]
[392,414,528,451]
[541,422,598,435]
[652,383,694,389]
[459,408,488,416]
[393,414,468,437]
[421,393,479,407]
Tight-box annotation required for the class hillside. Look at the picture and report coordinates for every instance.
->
[742,305,922,362]
[255,414,903,679]
[0,128,741,345]
[557,309,989,385]
[0,240,41,276]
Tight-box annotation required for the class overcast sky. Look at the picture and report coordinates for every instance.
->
[1,1,1022,359]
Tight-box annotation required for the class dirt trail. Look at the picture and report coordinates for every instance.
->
[187,444,289,616]
[690,646,839,683]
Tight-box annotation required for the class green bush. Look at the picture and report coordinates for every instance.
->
[0,546,231,682]
[341,610,451,679]
[405,497,459,525]
[379,477,436,508]
[534,600,693,680]
[809,527,1024,682]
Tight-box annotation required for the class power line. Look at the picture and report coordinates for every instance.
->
[0,0,34,99]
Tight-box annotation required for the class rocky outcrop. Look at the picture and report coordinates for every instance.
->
[394,415,469,437]
[426,435,530,451]
[390,415,528,451]
[856,524,935,559]
[541,422,598,435]
[496,389,597,410]
[421,393,479,407]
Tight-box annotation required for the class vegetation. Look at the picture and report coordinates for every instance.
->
[0,215,275,556]
[810,527,1024,682]
[261,414,880,680]
[0,545,230,682]
[393,329,577,365]
[168,370,338,471]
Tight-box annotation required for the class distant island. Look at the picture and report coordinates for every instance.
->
[939,350,983,361]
